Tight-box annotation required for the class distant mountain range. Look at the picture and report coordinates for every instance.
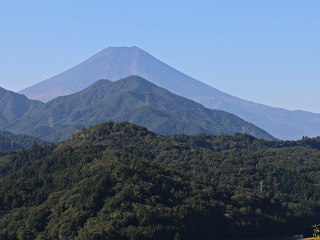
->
[2,76,275,142]
[19,46,320,140]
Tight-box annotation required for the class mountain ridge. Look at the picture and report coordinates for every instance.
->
[0,87,44,126]
[18,46,320,140]
[7,76,276,142]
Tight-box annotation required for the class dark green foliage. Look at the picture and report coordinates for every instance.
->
[0,130,45,152]
[0,121,318,239]
[0,87,43,126]
[0,151,7,158]
[3,76,275,142]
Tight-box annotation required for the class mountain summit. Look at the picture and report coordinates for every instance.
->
[19,46,223,102]
[19,46,320,140]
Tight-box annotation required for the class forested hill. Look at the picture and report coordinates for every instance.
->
[4,76,276,142]
[0,130,45,153]
[0,121,319,239]
[0,87,43,126]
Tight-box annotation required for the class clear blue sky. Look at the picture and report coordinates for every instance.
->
[1,1,319,113]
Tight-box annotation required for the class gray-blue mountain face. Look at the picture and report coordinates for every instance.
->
[19,46,320,140]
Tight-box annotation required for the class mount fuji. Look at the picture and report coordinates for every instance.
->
[19,46,320,140]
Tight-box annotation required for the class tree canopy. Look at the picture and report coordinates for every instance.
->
[0,121,318,239]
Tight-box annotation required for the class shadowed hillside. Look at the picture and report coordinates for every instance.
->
[0,130,45,153]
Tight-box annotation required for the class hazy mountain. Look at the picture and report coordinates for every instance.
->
[19,47,320,140]
[19,46,229,103]
[7,76,275,142]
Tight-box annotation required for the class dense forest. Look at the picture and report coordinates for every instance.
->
[0,121,319,239]
[0,130,45,153]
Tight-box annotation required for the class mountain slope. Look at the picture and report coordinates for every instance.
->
[0,87,43,126]
[8,76,275,142]
[19,46,320,140]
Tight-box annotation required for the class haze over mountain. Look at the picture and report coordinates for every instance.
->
[19,47,320,140]
[7,76,275,142]
[19,47,230,103]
